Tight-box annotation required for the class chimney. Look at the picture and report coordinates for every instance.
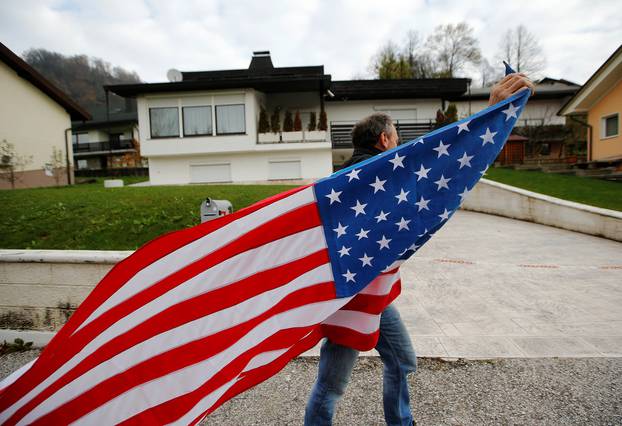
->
[249,51,274,75]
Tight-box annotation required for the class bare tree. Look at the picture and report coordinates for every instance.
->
[46,146,65,186]
[425,22,481,77]
[402,31,435,78]
[496,25,546,76]
[480,57,504,87]
[0,139,33,189]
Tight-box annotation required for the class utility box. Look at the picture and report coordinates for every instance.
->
[200,198,233,223]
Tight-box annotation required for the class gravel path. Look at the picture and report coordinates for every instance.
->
[2,351,620,425]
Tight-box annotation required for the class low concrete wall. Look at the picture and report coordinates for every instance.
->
[0,250,130,338]
[463,178,622,242]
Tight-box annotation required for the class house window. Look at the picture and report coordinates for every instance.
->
[150,107,179,138]
[72,132,89,144]
[183,106,213,136]
[602,114,619,139]
[216,104,245,135]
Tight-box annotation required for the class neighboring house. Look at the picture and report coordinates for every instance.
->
[0,41,90,189]
[107,51,333,184]
[71,110,145,174]
[559,44,622,163]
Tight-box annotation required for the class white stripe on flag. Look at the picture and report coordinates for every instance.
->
[14,263,335,425]
[77,186,316,332]
[68,299,352,426]
[321,310,381,335]
[3,226,327,424]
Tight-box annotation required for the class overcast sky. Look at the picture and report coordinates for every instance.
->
[1,0,621,86]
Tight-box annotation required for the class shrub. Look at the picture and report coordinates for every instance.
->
[283,110,294,132]
[308,112,317,131]
[258,106,270,133]
[294,111,302,131]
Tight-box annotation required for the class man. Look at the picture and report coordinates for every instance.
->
[304,73,535,426]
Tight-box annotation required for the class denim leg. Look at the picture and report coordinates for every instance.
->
[304,338,359,426]
[375,305,417,426]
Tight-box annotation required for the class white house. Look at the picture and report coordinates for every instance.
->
[107,52,580,184]
[0,41,90,189]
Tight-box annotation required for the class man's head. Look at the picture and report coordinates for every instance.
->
[351,113,398,152]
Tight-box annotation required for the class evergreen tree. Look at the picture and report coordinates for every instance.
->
[294,111,302,131]
[283,110,294,132]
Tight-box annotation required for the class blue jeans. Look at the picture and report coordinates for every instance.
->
[304,304,417,426]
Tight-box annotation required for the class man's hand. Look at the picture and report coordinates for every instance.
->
[488,73,535,106]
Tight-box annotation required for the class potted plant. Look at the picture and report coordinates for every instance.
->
[282,109,302,142]
[258,106,279,143]
[305,111,325,141]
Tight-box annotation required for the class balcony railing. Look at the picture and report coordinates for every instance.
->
[73,139,136,154]
[330,120,435,149]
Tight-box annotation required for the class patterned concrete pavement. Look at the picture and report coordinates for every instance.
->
[305,210,622,359]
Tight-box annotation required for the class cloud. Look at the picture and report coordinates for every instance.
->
[0,0,620,85]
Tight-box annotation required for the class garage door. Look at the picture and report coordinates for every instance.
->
[190,163,231,183]
[268,160,301,180]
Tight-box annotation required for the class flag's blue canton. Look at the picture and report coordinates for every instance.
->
[315,89,530,298]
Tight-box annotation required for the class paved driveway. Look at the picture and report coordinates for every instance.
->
[306,210,622,358]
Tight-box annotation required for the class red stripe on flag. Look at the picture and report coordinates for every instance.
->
[341,279,402,314]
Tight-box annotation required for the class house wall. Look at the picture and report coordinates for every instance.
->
[588,78,622,161]
[148,147,332,184]
[0,61,73,189]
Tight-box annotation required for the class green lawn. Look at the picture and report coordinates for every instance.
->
[485,167,622,212]
[0,182,297,250]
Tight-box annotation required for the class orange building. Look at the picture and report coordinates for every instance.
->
[559,45,622,162]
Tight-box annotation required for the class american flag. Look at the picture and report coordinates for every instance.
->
[0,88,529,425]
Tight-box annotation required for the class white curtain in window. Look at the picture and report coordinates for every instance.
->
[151,108,179,137]
[216,105,245,134]
[184,106,212,136]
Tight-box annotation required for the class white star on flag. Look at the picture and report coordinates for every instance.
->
[342,269,356,283]
[369,176,387,193]
[358,253,373,267]
[395,217,411,231]
[350,200,367,217]
[418,228,428,237]
[502,103,520,121]
[377,235,392,250]
[375,210,390,222]
[414,164,431,181]
[395,188,410,204]
[333,222,348,237]
[434,175,451,191]
[457,152,474,169]
[480,128,497,146]
[432,140,451,158]
[338,245,351,257]
[457,120,471,134]
[374,210,391,223]
[355,228,370,240]
[389,153,405,170]
[415,196,430,211]
[414,138,424,145]
[459,187,471,202]
[438,209,451,221]
[325,188,342,204]
[345,168,361,182]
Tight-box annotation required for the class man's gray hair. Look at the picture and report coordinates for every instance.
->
[351,113,395,149]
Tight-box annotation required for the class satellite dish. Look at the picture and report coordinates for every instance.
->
[166,69,183,82]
